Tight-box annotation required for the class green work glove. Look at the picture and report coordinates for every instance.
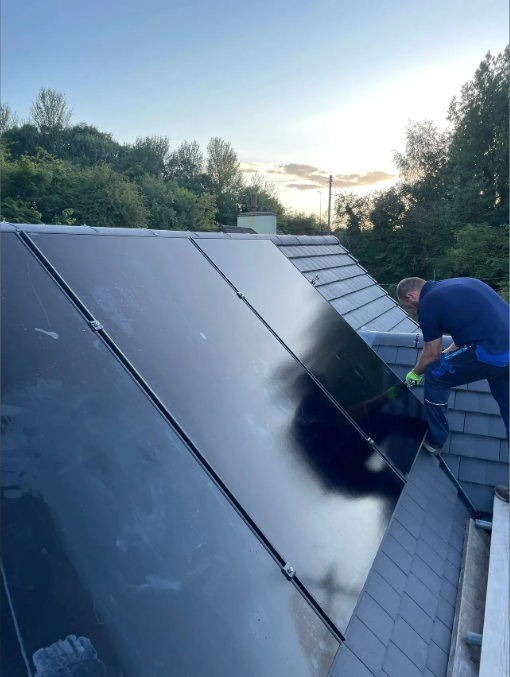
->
[386,385,406,400]
[405,371,423,387]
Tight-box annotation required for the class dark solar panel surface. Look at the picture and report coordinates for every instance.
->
[32,233,404,632]
[1,234,340,676]
[196,238,427,475]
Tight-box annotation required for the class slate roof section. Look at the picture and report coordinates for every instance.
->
[276,239,419,333]
[4,224,418,335]
[329,449,471,677]
[362,331,509,515]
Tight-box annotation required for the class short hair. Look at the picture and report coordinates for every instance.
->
[396,277,426,299]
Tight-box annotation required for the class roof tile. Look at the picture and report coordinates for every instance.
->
[391,616,429,671]
[365,570,402,618]
[458,458,487,483]
[329,645,375,677]
[425,641,449,677]
[449,433,501,461]
[345,618,386,675]
[356,593,394,646]
[373,552,408,594]
[398,593,434,642]
[404,573,439,618]
[431,619,452,655]
[383,642,423,677]
[435,596,455,629]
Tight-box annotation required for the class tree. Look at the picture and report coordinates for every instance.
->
[119,135,170,178]
[0,103,21,135]
[67,163,148,228]
[60,124,122,166]
[448,223,509,289]
[446,48,509,228]
[166,140,204,191]
[29,88,73,131]
[281,210,320,235]
[206,137,244,224]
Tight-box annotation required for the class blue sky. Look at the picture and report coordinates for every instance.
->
[2,0,508,212]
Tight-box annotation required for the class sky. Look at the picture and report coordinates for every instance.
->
[2,0,508,215]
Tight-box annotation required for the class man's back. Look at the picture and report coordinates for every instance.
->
[418,277,509,354]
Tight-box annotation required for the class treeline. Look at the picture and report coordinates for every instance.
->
[334,48,509,300]
[1,48,508,299]
[0,90,318,233]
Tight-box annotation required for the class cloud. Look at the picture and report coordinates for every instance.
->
[241,161,397,191]
[335,171,396,187]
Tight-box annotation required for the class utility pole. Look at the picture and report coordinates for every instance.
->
[316,190,322,228]
[327,175,332,234]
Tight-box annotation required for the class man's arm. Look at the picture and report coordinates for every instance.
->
[442,341,457,355]
[412,338,442,376]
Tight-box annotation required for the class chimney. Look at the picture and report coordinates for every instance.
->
[250,194,257,213]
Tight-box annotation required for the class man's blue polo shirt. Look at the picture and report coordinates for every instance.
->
[418,277,509,355]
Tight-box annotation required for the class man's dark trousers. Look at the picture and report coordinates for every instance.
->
[424,345,509,447]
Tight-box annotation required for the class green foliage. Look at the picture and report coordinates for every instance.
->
[281,210,321,235]
[335,47,509,300]
[448,223,509,285]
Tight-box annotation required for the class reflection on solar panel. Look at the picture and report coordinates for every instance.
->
[1,226,425,675]
[196,238,427,475]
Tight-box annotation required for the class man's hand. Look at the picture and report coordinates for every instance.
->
[405,371,423,387]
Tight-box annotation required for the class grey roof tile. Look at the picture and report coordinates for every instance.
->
[464,412,507,438]
[425,641,449,677]
[404,573,439,618]
[345,618,386,675]
[420,524,449,557]
[435,596,455,629]
[485,460,510,486]
[423,513,451,545]
[449,433,501,461]
[442,454,460,476]
[382,535,414,574]
[458,458,487,483]
[466,379,491,393]
[468,483,495,513]
[446,543,463,571]
[448,410,466,433]
[405,482,430,510]
[455,390,501,415]
[374,551,408,594]
[329,645,375,677]
[500,439,509,463]
[395,347,420,365]
[431,619,452,654]
[383,642,423,677]
[399,494,427,524]
[388,519,418,556]
[410,556,442,597]
[415,540,446,578]
[439,577,457,607]
[391,617,429,671]
[394,506,422,539]
[376,345,399,363]
[365,570,402,618]
[398,593,434,641]
[356,593,394,646]
[427,493,456,526]
[449,529,464,554]
[441,559,460,589]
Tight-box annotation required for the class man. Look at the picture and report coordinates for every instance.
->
[397,277,509,455]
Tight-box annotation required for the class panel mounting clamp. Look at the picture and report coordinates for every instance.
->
[282,563,296,579]
[236,291,245,299]
[88,319,104,331]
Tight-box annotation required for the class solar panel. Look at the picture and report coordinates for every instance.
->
[1,234,340,676]
[196,238,427,474]
[30,232,403,633]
